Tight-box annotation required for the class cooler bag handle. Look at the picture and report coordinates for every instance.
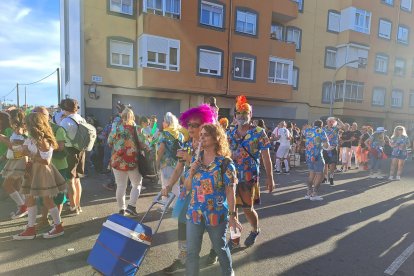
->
[140,191,175,235]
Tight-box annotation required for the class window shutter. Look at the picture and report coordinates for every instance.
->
[328,12,340,32]
[147,36,168,53]
[200,50,220,72]
[110,40,132,55]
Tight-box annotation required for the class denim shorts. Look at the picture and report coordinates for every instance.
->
[391,153,407,160]
[307,159,325,173]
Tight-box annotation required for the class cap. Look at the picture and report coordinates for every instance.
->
[375,127,387,133]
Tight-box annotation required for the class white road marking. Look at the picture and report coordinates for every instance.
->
[384,242,414,275]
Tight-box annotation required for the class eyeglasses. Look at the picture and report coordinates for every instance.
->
[187,122,201,129]
[235,111,249,115]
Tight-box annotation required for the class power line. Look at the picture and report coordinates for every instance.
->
[19,69,57,86]
[1,86,17,99]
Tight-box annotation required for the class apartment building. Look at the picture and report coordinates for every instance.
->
[60,0,414,130]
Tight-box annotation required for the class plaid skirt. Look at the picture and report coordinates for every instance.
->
[21,162,66,198]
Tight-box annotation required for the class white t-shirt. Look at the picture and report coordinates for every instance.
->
[272,127,280,143]
[60,113,86,147]
[277,127,291,147]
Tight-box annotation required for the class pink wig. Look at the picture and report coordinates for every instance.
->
[179,104,217,128]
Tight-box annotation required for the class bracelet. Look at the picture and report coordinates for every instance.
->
[228,211,237,217]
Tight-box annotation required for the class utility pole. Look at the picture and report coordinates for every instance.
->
[16,83,19,108]
[24,86,27,108]
[57,68,61,104]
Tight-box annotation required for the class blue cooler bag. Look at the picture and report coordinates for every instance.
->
[88,192,175,275]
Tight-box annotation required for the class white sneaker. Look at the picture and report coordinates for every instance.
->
[395,176,401,181]
[388,176,394,181]
[304,194,311,200]
[376,175,384,179]
[369,173,377,179]
[310,195,324,201]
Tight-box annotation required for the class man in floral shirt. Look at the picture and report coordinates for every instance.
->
[227,96,275,250]
[322,117,344,186]
[304,120,329,201]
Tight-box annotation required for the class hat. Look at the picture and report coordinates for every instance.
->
[375,127,387,133]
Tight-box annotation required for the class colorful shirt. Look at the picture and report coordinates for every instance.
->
[305,127,328,162]
[323,126,340,147]
[177,140,195,200]
[108,123,138,171]
[0,128,13,157]
[390,135,410,156]
[187,155,237,226]
[158,131,184,169]
[228,125,271,183]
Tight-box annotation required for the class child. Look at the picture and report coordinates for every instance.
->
[0,109,28,219]
[13,112,66,240]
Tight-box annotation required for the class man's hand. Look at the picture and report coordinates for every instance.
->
[266,178,275,193]
[229,216,243,232]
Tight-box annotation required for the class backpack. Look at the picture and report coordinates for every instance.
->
[68,117,97,151]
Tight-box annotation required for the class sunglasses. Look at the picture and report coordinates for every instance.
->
[187,122,201,129]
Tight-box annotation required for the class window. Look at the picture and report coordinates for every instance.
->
[382,0,394,5]
[110,0,133,15]
[200,1,224,28]
[143,0,181,19]
[401,0,412,11]
[268,57,293,85]
[354,9,371,34]
[292,0,303,12]
[336,44,369,69]
[394,58,406,76]
[109,39,133,68]
[325,47,337,69]
[139,35,180,71]
[322,82,333,103]
[378,19,392,39]
[292,67,299,90]
[270,24,284,40]
[235,9,257,35]
[286,27,302,51]
[233,56,255,81]
[409,91,414,107]
[327,10,340,33]
[391,90,403,108]
[198,48,222,76]
[332,81,364,103]
[397,25,409,44]
[375,54,388,74]
[372,87,386,106]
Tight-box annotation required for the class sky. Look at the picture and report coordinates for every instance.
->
[0,0,60,107]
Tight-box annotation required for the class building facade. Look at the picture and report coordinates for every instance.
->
[61,0,414,130]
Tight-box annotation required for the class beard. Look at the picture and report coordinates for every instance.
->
[236,118,249,126]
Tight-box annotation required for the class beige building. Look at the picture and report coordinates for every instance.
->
[61,0,414,130]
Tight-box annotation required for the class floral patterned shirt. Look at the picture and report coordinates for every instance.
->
[158,131,184,169]
[305,127,329,162]
[187,155,237,226]
[390,135,410,156]
[323,126,340,147]
[177,140,195,200]
[228,125,271,183]
[108,123,138,171]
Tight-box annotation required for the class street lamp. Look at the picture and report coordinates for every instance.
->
[329,57,368,117]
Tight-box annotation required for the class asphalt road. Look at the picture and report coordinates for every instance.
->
[0,161,413,276]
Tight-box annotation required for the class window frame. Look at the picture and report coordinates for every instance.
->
[409,91,414,107]
[327,10,341,33]
[391,89,404,108]
[372,87,386,107]
[234,7,259,37]
[197,46,224,78]
[400,0,412,12]
[378,18,392,40]
[199,0,225,30]
[107,0,136,18]
[138,34,180,72]
[268,56,293,85]
[232,53,256,82]
[397,25,410,45]
[107,37,136,70]
[322,82,333,104]
[292,66,299,90]
[270,24,284,41]
[286,26,302,52]
[381,0,394,6]
[354,8,372,34]
[324,47,337,69]
[374,53,389,74]
[394,57,406,76]
[292,0,304,13]
[143,0,182,19]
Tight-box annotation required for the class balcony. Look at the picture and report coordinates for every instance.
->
[272,0,298,23]
[269,37,296,59]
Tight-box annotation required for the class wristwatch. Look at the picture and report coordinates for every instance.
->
[228,211,237,217]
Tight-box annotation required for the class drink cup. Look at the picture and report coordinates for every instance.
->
[230,227,241,239]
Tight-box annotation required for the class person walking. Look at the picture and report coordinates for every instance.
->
[227,96,275,250]
[388,126,410,181]
[108,108,143,216]
[365,127,389,179]
[13,112,66,239]
[322,117,344,185]
[185,123,242,276]
[350,122,362,169]
[340,123,352,172]
[359,126,372,170]
[304,120,329,200]
[274,121,291,175]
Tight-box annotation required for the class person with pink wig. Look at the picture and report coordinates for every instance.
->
[161,104,217,274]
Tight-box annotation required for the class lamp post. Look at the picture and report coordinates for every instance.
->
[329,57,367,117]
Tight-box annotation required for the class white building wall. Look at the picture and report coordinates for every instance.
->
[60,0,84,114]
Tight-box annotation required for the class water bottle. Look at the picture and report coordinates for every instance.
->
[230,227,241,239]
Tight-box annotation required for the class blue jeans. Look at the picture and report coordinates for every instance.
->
[186,220,232,276]
[369,153,382,171]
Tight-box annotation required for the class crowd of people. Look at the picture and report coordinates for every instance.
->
[0,94,412,276]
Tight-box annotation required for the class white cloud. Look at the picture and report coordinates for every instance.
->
[0,0,60,106]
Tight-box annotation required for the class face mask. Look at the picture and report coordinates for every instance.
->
[236,118,249,126]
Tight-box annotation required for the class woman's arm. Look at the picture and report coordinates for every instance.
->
[184,160,199,191]
[156,142,166,169]
[225,170,242,231]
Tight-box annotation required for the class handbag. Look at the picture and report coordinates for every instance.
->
[172,192,191,224]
